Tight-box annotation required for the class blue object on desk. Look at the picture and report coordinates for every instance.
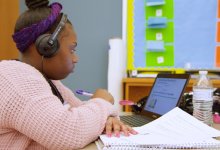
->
[146,0,165,6]
[147,17,167,28]
[146,40,165,52]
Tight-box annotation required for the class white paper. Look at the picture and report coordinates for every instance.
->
[156,32,163,40]
[156,9,163,17]
[157,56,164,64]
[100,107,220,148]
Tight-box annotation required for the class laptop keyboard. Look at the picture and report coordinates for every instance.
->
[120,115,151,127]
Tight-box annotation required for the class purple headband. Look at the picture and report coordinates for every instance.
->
[12,2,62,53]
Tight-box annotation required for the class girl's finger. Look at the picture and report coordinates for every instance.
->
[105,117,113,137]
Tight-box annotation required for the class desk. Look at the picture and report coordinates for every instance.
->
[82,124,220,150]
[80,143,97,150]
[123,78,220,112]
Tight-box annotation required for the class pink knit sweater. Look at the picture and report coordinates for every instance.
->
[0,60,118,150]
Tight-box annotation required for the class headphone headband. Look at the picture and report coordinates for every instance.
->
[48,14,67,46]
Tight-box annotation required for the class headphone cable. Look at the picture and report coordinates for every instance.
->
[41,56,64,104]
[41,56,44,74]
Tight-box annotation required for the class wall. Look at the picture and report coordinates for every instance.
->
[20,0,122,100]
[0,0,19,59]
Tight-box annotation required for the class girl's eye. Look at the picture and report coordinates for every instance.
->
[69,45,77,54]
[71,49,76,54]
[69,42,77,54]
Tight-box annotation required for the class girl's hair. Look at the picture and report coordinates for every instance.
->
[15,0,59,33]
[13,0,71,52]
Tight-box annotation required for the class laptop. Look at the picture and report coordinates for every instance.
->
[120,73,190,127]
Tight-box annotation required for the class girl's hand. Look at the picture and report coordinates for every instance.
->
[92,89,114,104]
[104,116,138,137]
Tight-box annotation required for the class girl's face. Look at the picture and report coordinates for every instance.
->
[43,23,79,80]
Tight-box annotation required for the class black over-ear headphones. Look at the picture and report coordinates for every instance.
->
[35,14,67,58]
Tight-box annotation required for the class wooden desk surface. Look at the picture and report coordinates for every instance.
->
[80,143,97,150]
[123,77,220,87]
[82,123,220,150]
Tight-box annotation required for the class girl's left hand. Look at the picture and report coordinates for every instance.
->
[104,116,138,137]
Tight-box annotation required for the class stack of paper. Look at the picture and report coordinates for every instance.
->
[97,107,220,149]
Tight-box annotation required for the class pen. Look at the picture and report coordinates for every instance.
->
[75,89,139,106]
[75,89,93,97]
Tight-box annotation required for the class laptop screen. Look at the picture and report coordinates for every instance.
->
[143,75,189,115]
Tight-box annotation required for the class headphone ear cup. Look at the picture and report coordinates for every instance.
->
[35,34,59,58]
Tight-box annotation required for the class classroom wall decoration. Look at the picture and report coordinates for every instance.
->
[126,0,220,71]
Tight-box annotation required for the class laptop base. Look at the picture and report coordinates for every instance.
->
[120,115,152,127]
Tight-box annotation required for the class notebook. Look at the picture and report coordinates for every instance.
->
[98,107,220,149]
[120,73,190,127]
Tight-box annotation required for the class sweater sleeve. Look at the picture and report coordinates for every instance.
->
[0,62,118,150]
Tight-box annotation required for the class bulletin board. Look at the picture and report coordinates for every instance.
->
[125,0,220,71]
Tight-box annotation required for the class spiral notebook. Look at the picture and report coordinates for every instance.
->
[97,107,220,149]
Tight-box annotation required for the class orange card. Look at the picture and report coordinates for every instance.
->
[216,47,220,67]
[217,22,220,42]
[218,0,220,18]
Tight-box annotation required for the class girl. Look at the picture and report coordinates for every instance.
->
[0,0,136,149]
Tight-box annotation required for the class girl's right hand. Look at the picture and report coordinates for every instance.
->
[92,89,114,104]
